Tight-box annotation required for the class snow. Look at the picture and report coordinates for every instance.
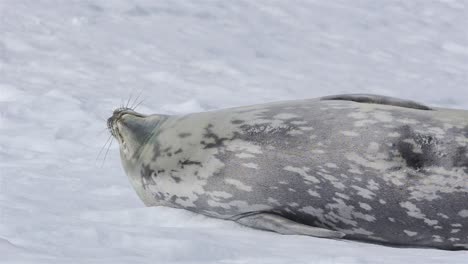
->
[1,0,467,263]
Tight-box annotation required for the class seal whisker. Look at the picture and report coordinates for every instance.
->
[97,127,108,136]
[125,90,134,109]
[130,89,144,110]
[96,134,113,163]
[101,138,114,167]
[133,98,145,111]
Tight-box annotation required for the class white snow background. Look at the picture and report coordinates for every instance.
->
[1,0,468,263]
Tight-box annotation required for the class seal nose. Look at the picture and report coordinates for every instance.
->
[107,116,116,136]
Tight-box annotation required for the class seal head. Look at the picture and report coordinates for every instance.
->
[108,108,155,159]
[108,107,169,204]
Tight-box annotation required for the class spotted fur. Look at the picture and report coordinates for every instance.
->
[108,95,468,250]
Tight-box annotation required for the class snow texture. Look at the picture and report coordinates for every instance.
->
[1,0,468,263]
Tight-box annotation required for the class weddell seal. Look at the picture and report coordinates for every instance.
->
[107,94,468,250]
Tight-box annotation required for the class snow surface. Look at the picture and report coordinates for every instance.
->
[1,0,468,263]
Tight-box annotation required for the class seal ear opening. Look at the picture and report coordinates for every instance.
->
[320,94,432,111]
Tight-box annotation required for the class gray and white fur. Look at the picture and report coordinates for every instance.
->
[108,94,468,250]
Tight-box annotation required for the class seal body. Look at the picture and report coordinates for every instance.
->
[108,94,468,250]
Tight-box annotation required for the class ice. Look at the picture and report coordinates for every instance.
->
[1,0,467,263]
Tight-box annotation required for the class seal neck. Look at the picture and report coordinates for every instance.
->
[121,115,160,150]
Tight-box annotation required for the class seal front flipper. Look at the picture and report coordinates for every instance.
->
[234,212,345,239]
[320,94,432,110]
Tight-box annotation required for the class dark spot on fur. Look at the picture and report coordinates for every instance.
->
[169,195,178,203]
[201,124,229,149]
[178,159,203,168]
[140,164,157,189]
[453,146,468,170]
[397,142,424,170]
[463,125,468,138]
[154,192,166,200]
[395,125,439,170]
[178,132,192,138]
[231,119,244,124]
[152,141,162,161]
[174,148,183,154]
[163,147,172,153]
[171,176,182,183]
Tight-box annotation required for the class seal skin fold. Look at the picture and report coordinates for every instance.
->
[110,94,468,250]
